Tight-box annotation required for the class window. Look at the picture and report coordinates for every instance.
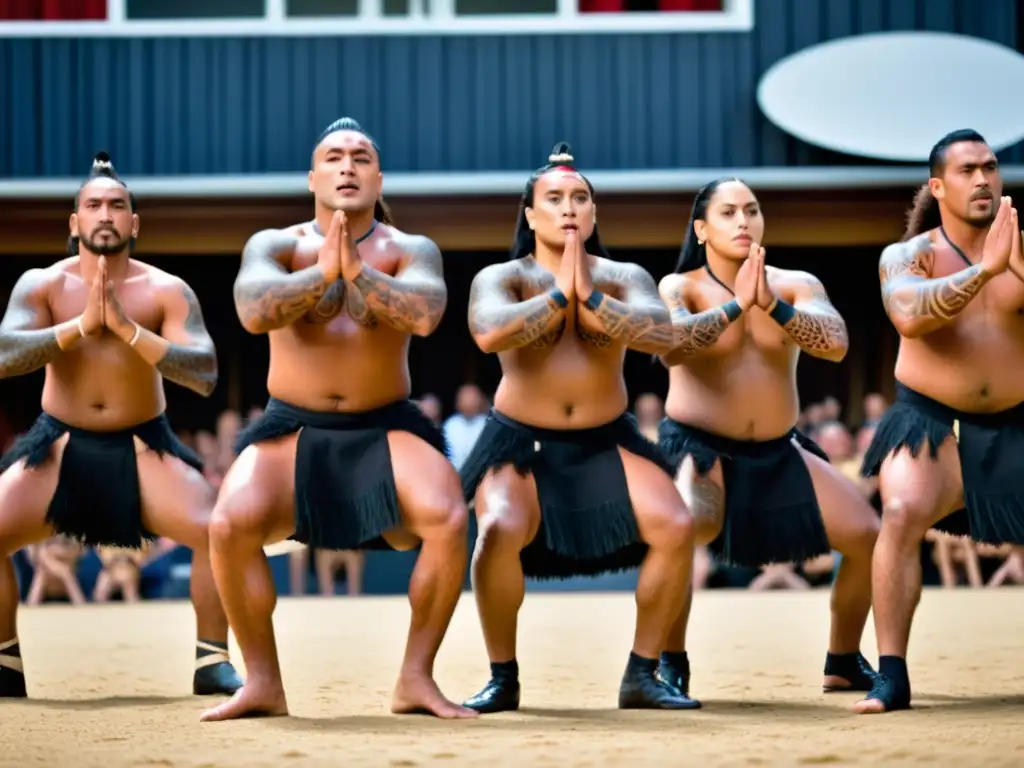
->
[580,0,722,9]
[286,0,359,16]
[0,0,750,36]
[126,0,262,19]
[454,0,557,14]
[0,0,106,19]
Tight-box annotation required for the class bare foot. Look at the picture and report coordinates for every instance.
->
[392,674,479,719]
[200,682,289,722]
[851,697,887,714]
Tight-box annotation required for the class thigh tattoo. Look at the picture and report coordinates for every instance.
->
[688,473,724,528]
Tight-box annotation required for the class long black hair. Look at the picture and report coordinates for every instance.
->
[673,177,743,274]
[313,116,394,226]
[902,184,941,241]
[508,142,611,261]
[69,151,138,256]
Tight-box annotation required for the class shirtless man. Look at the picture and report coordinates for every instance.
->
[201,118,474,722]
[0,153,242,698]
[855,129,1024,714]
[656,178,880,702]
[460,143,698,713]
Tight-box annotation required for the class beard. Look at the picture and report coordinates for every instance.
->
[80,228,131,256]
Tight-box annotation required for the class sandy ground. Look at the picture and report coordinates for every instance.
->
[2,586,1023,767]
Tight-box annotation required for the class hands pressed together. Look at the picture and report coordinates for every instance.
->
[315,210,365,285]
[980,196,1019,277]
[78,256,140,345]
[553,228,598,307]
[734,241,777,313]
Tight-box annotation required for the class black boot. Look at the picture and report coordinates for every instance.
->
[0,639,26,698]
[463,660,520,714]
[193,640,244,696]
[619,652,701,710]
[823,651,877,692]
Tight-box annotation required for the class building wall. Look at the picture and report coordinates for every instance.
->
[0,0,1018,177]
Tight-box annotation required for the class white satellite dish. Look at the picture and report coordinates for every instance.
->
[757,31,1024,162]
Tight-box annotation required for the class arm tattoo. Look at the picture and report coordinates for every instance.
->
[580,266,675,354]
[0,270,62,379]
[156,285,218,397]
[879,240,989,333]
[304,280,346,324]
[468,267,567,352]
[346,238,447,336]
[0,329,60,378]
[662,282,736,355]
[775,277,850,360]
[233,230,327,333]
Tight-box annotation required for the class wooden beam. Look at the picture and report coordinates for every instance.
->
[0,188,917,256]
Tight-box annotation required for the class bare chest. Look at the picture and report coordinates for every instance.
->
[50,280,163,331]
[290,237,402,328]
[515,268,627,357]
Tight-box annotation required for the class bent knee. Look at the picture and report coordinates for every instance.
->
[209,492,275,544]
[475,507,532,553]
[414,497,469,540]
[644,503,695,552]
[880,497,937,540]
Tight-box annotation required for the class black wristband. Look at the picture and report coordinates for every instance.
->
[722,299,743,322]
[549,288,569,308]
[769,299,797,326]
[584,290,605,311]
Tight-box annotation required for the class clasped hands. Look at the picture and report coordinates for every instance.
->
[78,256,141,345]
[316,210,365,285]
[733,241,777,313]
[553,228,601,309]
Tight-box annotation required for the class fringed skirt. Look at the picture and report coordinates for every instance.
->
[861,382,1024,545]
[0,412,203,550]
[234,397,449,551]
[459,409,674,580]
[658,418,832,569]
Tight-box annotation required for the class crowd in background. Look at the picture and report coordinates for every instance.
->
[8,385,1024,606]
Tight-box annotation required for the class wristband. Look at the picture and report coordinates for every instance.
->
[128,323,142,346]
[583,290,605,311]
[549,288,569,308]
[722,299,743,322]
[769,299,796,326]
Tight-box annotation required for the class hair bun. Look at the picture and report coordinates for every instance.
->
[548,142,574,166]
[92,151,113,170]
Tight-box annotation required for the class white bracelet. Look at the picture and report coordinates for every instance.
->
[128,323,142,346]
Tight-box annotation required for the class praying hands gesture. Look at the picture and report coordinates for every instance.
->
[76,257,140,345]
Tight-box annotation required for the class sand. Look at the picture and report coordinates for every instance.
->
[3,587,1023,767]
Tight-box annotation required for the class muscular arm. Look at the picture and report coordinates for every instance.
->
[0,270,82,379]
[114,279,218,397]
[467,264,567,353]
[344,236,447,336]
[769,272,849,362]
[658,274,741,357]
[577,264,675,355]
[879,238,991,338]
[232,229,329,334]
